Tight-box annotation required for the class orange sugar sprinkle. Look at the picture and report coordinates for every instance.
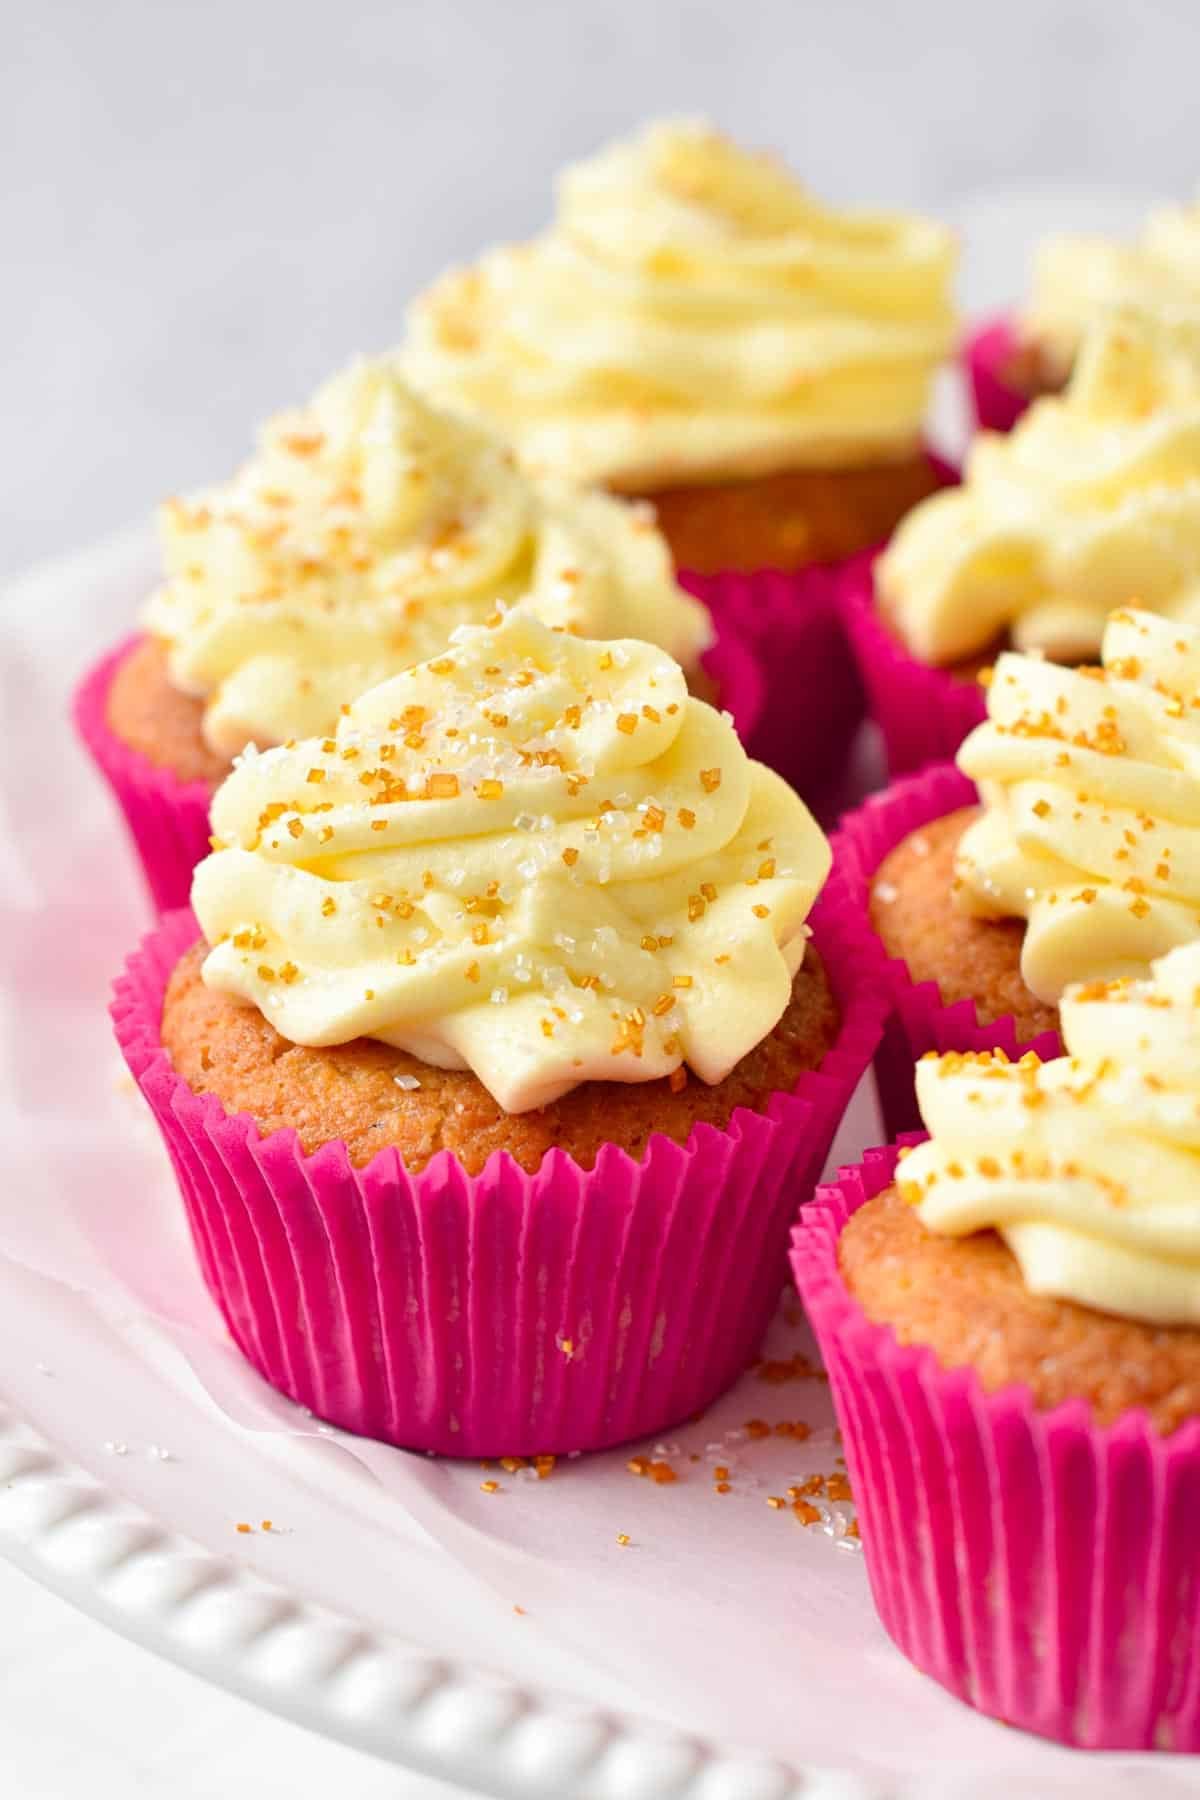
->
[236,1522,252,1534]
[261,1519,273,1532]
[427,772,460,799]
[677,807,696,829]
[673,973,693,989]
[480,1479,500,1494]
[616,1533,631,1546]
[476,778,504,800]
[616,713,638,735]
[652,993,676,1016]
[713,1465,730,1482]
[562,847,580,867]
[668,1066,688,1094]
[793,1500,821,1526]
[465,962,480,982]
[699,768,722,793]
[715,1481,731,1494]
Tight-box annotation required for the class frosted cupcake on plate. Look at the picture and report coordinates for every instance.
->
[968,189,1200,429]
[793,941,1200,1749]
[843,307,1200,773]
[73,358,728,913]
[403,118,959,792]
[113,612,883,1455]
[834,605,1200,1128]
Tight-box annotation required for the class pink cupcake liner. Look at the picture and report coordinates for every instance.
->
[838,553,987,779]
[792,1143,1200,1751]
[72,636,216,915]
[73,627,765,921]
[683,453,959,809]
[697,621,767,749]
[682,562,861,809]
[831,762,1064,1137]
[964,312,1030,434]
[110,880,884,1458]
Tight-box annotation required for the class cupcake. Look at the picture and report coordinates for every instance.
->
[793,941,1200,1748]
[835,605,1200,1130]
[402,118,959,791]
[113,612,883,1455]
[968,190,1200,429]
[73,357,726,914]
[843,307,1200,773]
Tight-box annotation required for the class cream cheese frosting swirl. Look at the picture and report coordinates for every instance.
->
[955,607,1200,1005]
[1023,193,1200,379]
[880,308,1200,665]
[899,938,1200,1326]
[145,358,710,759]
[402,118,958,489]
[192,612,830,1112]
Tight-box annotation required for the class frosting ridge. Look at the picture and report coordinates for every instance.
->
[955,607,1200,1004]
[880,308,1200,665]
[900,937,1200,1326]
[145,358,710,757]
[192,612,830,1112]
[1024,194,1200,377]
[402,119,958,488]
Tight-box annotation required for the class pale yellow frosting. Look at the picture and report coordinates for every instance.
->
[880,308,1200,666]
[1024,195,1200,378]
[401,118,958,489]
[192,613,830,1113]
[955,608,1200,1005]
[145,358,710,759]
[900,939,1200,1326]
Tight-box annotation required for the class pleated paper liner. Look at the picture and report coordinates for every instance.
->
[111,878,884,1459]
[684,561,860,814]
[964,313,1031,433]
[830,762,1063,1136]
[75,625,765,919]
[792,1143,1200,1752]
[838,552,989,780]
[685,452,958,812]
[73,635,215,915]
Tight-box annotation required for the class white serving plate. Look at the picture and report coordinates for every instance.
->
[7,186,1200,1794]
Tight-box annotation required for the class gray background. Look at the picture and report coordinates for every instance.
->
[5,0,1194,576]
